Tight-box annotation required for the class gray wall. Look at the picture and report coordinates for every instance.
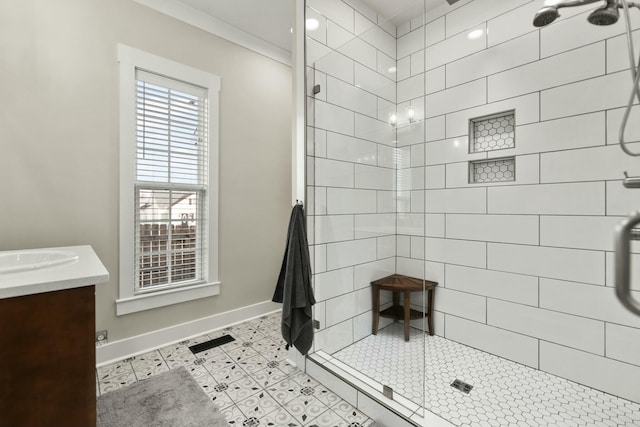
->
[0,0,292,341]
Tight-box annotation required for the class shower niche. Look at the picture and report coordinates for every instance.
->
[469,110,515,153]
[469,157,516,184]
[469,110,516,184]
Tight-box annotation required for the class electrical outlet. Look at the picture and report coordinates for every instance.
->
[96,330,108,346]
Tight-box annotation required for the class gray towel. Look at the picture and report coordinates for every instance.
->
[272,204,315,355]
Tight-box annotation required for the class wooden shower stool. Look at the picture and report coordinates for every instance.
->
[371,274,437,342]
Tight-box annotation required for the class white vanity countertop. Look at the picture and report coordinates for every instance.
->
[0,245,109,299]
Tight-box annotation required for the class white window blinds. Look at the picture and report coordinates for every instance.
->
[136,69,208,185]
[134,69,208,291]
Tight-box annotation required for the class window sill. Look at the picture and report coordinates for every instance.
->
[116,281,221,316]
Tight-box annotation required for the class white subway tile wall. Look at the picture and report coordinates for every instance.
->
[444,315,539,368]
[307,0,400,363]
[306,0,640,409]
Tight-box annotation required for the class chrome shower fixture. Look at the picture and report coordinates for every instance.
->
[532,0,618,27]
[532,0,640,157]
[588,0,620,25]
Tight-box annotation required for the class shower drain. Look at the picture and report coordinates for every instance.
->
[451,379,473,394]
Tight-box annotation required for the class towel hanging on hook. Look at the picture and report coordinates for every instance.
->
[272,203,315,355]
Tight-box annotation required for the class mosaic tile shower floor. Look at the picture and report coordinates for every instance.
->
[334,323,640,427]
[97,313,375,427]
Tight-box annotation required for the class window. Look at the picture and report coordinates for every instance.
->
[118,45,220,315]
[135,71,207,291]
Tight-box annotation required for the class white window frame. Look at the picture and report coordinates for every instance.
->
[117,44,220,316]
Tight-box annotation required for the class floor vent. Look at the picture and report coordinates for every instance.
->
[451,379,473,394]
[189,335,235,354]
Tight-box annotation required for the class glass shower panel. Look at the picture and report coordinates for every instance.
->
[305,0,428,420]
[306,0,640,424]
[393,4,430,420]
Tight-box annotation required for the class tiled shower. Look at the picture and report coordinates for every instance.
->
[304,0,640,424]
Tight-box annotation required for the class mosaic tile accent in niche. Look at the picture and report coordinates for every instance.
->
[470,157,515,184]
[470,111,515,153]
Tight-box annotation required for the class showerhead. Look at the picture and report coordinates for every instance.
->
[533,6,560,27]
[588,0,620,25]
[532,0,608,28]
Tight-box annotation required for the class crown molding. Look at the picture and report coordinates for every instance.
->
[134,0,292,66]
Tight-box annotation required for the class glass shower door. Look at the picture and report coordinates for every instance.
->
[304,0,428,421]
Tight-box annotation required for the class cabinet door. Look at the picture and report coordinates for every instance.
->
[0,286,96,427]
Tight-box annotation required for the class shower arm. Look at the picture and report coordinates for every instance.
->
[541,0,603,8]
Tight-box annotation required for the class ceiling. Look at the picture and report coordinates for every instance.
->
[359,0,448,26]
[177,0,451,54]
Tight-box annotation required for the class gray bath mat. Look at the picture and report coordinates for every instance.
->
[97,366,229,427]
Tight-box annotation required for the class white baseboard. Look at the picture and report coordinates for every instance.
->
[96,300,281,366]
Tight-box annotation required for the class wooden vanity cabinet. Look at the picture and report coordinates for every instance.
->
[0,285,96,427]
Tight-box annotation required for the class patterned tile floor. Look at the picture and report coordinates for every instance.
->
[97,313,375,427]
[334,323,640,427]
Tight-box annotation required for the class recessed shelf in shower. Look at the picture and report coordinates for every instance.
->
[469,157,516,184]
[469,110,515,153]
[468,110,516,184]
